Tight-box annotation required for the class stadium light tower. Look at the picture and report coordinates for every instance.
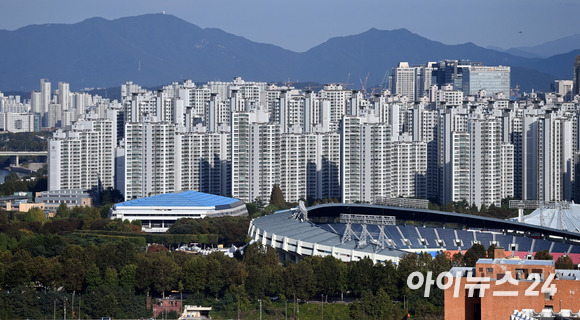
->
[340,214,396,251]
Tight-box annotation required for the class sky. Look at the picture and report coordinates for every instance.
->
[2,0,579,52]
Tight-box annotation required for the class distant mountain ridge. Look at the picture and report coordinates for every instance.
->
[0,14,576,93]
[505,34,580,58]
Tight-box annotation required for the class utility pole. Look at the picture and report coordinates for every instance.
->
[259,299,262,320]
[321,294,324,320]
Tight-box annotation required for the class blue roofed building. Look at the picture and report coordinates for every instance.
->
[110,190,248,232]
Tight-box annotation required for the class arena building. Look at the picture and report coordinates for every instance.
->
[248,203,580,264]
[110,190,248,232]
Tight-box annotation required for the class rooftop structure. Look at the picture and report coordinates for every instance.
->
[446,249,580,319]
[522,202,580,233]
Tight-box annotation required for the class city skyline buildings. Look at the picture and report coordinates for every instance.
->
[38,55,580,209]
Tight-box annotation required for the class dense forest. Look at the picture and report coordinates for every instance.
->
[0,132,50,152]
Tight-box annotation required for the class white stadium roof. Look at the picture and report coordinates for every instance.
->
[523,203,580,233]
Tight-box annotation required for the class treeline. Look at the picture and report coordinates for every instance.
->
[0,241,450,319]
[167,216,251,246]
[0,171,47,196]
[0,132,50,152]
[429,198,518,219]
[0,208,455,319]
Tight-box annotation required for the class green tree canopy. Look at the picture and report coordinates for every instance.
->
[534,250,553,260]
[24,207,46,223]
[555,255,574,269]
[269,184,285,208]
[463,243,487,267]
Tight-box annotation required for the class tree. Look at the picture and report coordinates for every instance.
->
[100,188,124,206]
[56,203,70,218]
[269,184,285,208]
[555,255,574,269]
[85,263,103,291]
[534,250,553,260]
[24,207,45,223]
[119,264,137,290]
[348,257,375,297]
[487,244,498,259]
[374,261,398,298]
[82,207,101,229]
[245,203,258,217]
[206,256,225,298]
[243,242,278,268]
[463,243,487,267]
[104,267,119,287]
[183,256,207,293]
[151,253,179,296]
[313,255,347,297]
[5,260,31,288]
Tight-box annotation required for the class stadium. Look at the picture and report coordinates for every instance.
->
[248,202,580,264]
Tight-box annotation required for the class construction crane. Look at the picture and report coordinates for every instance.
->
[339,73,353,89]
[380,70,389,91]
[360,72,370,97]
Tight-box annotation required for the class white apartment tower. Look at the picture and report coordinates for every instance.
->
[231,108,279,203]
[175,130,231,196]
[391,136,427,199]
[124,120,176,200]
[468,115,513,208]
[48,118,115,191]
[341,116,362,203]
[392,62,416,101]
[280,134,308,202]
[341,114,392,203]
[319,84,352,127]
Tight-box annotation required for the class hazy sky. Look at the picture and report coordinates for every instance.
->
[2,0,579,52]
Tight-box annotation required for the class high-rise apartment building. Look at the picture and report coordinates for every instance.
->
[391,135,426,199]
[319,84,352,126]
[391,62,416,100]
[553,80,574,101]
[574,55,580,96]
[341,114,393,203]
[44,74,580,209]
[48,118,115,191]
[468,115,513,207]
[175,130,231,196]
[341,116,362,203]
[40,79,51,127]
[230,108,279,203]
[124,120,176,200]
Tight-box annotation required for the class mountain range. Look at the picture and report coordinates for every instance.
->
[0,13,578,93]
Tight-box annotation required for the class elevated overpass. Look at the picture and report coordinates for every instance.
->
[0,151,48,166]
